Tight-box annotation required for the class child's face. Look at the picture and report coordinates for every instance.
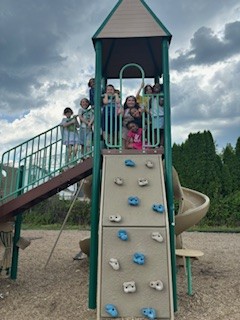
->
[126,96,136,108]
[130,108,141,118]
[65,111,72,118]
[81,99,89,109]
[145,85,153,94]
[106,86,115,95]
[128,122,138,133]
[89,78,94,87]
[153,84,161,93]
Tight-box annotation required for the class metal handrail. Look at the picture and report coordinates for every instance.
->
[0,121,94,204]
[0,81,165,204]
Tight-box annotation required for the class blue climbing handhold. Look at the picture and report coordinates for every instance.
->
[125,159,135,167]
[128,196,140,206]
[118,229,128,241]
[133,252,145,265]
[141,307,157,319]
[152,204,165,213]
[105,304,119,317]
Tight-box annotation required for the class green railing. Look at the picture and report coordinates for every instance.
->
[0,122,94,204]
[102,95,164,150]
[0,82,165,204]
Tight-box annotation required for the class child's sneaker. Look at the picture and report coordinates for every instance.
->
[73,251,87,260]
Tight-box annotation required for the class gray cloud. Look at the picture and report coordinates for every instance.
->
[0,0,115,115]
[171,58,240,149]
[0,0,239,151]
[171,21,240,70]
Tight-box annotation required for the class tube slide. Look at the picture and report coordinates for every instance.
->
[172,166,210,236]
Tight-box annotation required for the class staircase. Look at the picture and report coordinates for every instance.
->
[0,124,93,222]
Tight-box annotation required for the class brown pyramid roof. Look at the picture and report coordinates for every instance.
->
[92,0,172,78]
[94,0,170,38]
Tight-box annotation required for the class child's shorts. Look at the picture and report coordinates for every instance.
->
[79,127,92,146]
[152,116,164,130]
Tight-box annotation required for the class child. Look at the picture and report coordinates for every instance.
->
[88,78,95,108]
[78,98,94,157]
[60,107,80,163]
[129,107,143,128]
[122,95,142,148]
[136,81,153,110]
[102,84,122,144]
[126,121,143,150]
[150,83,164,148]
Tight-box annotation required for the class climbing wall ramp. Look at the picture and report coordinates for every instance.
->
[97,154,174,320]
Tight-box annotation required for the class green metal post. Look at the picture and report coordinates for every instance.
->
[186,257,193,295]
[11,165,24,280]
[89,39,102,309]
[162,39,178,311]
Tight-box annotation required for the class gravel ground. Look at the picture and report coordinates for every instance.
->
[0,230,239,320]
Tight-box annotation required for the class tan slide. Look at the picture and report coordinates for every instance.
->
[79,237,90,256]
[172,166,210,244]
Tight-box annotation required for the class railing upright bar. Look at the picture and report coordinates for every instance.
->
[0,123,92,203]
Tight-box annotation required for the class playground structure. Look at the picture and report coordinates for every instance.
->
[0,1,210,319]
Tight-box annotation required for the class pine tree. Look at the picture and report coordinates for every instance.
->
[235,138,240,190]
[173,131,222,199]
[222,144,239,192]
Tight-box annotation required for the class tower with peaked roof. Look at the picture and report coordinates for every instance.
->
[89,0,177,318]
[92,0,172,79]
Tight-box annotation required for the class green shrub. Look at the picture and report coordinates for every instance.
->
[23,195,91,226]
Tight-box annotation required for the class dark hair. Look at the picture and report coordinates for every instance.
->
[153,83,162,91]
[129,107,140,115]
[106,84,115,90]
[123,95,140,110]
[144,85,153,94]
[63,107,73,115]
[126,120,139,129]
[88,78,94,87]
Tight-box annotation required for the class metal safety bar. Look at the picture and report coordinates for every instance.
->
[0,119,94,204]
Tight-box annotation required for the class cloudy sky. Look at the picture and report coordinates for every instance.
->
[1,0,240,156]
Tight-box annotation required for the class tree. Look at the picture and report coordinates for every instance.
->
[222,144,239,192]
[173,131,222,199]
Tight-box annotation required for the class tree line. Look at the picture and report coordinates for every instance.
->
[172,130,240,227]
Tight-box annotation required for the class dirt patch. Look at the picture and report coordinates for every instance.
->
[0,231,239,319]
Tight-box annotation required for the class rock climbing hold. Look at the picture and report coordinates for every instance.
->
[149,280,164,291]
[152,204,165,213]
[117,229,128,241]
[114,177,124,185]
[141,307,157,319]
[133,252,145,265]
[123,281,136,293]
[105,304,119,317]
[151,232,164,243]
[109,214,122,222]
[128,196,140,206]
[109,258,120,271]
[125,159,135,167]
[138,178,149,187]
[145,160,154,168]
